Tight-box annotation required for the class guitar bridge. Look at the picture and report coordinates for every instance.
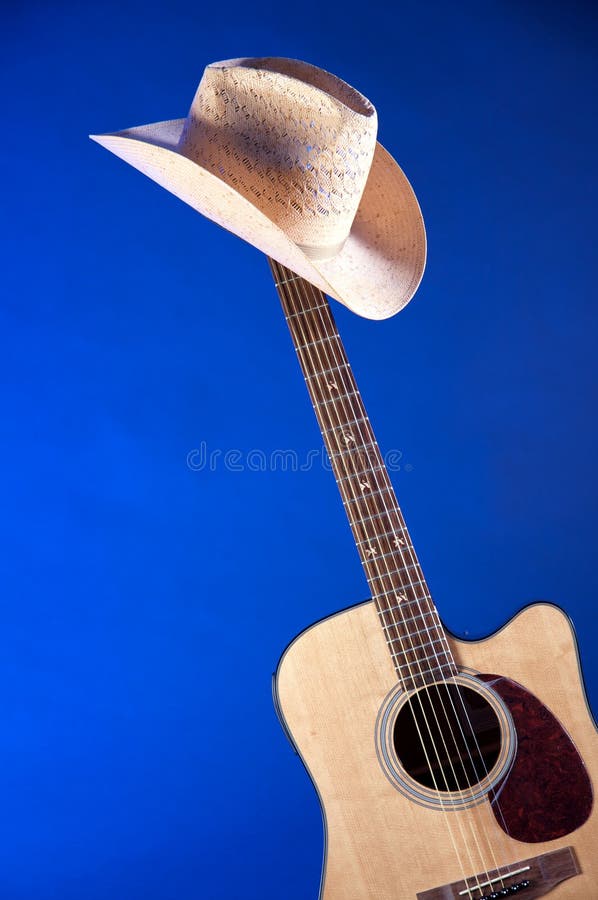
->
[416,846,579,900]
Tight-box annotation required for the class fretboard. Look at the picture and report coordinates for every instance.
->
[269,258,457,690]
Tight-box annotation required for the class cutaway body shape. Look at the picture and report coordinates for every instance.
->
[275,601,598,899]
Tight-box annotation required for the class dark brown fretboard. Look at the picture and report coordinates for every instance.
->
[269,258,457,690]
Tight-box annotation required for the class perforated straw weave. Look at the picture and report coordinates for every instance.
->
[91,57,426,319]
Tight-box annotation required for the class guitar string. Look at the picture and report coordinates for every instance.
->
[286,271,498,896]
[270,259,484,895]
[271,260,516,895]
[291,270,516,893]
[275,262,491,894]
[290,268,521,892]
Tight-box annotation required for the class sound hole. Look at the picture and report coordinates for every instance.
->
[393,684,502,792]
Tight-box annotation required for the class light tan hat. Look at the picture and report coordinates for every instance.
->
[91,57,426,319]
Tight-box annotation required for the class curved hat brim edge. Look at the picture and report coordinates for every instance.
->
[90,120,426,320]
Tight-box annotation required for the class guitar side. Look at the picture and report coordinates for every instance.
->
[274,601,598,899]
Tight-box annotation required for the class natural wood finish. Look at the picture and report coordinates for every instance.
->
[417,846,579,899]
[275,602,598,899]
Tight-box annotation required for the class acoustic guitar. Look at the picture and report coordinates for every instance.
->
[268,257,598,899]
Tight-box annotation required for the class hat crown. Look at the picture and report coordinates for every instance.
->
[177,58,378,257]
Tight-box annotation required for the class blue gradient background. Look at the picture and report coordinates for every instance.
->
[2,2,597,898]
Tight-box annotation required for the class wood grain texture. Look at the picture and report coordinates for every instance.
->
[275,602,598,900]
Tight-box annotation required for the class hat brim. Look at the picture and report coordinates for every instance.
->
[91,119,426,320]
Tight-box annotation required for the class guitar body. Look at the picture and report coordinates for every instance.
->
[275,601,598,899]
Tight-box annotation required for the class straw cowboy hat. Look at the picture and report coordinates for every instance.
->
[91,57,426,319]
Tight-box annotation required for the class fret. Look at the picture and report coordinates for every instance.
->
[386,635,448,651]
[298,365,359,411]
[340,463,388,484]
[305,362,350,380]
[380,596,432,612]
[389,587,432,609]
[336,464,386,484]
[383,608,441,628]
[383,594,431,609]
[380,620,447,642]
[378,591,433,609]
[393,666,457,689]
[392,569,423,583]
[323,415,370,435]
[359,547,405,563]
[383,631,453,657]
[284,302,328,319]
[401,671,458,691]
[389,651,451,671]
[370,562,422,578]
[379,613,436,632]
[330,441,379,462]
[378,600,436,619]
[314,390,360,409]
[295,334,342,352]
[342,485,395,506]
[378,611,438,632]
[399,668,458,689]
[274,274,302,288]
[392,650,455,671]
[347,507,391,527]
[362,551,417,566]
[356,530,410,547]
[373,580,430,600]
[367,542,414,557]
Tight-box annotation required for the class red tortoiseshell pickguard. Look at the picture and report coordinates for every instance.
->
[479,673,593,842]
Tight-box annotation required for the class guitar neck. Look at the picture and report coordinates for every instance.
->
[269,258,457,689]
